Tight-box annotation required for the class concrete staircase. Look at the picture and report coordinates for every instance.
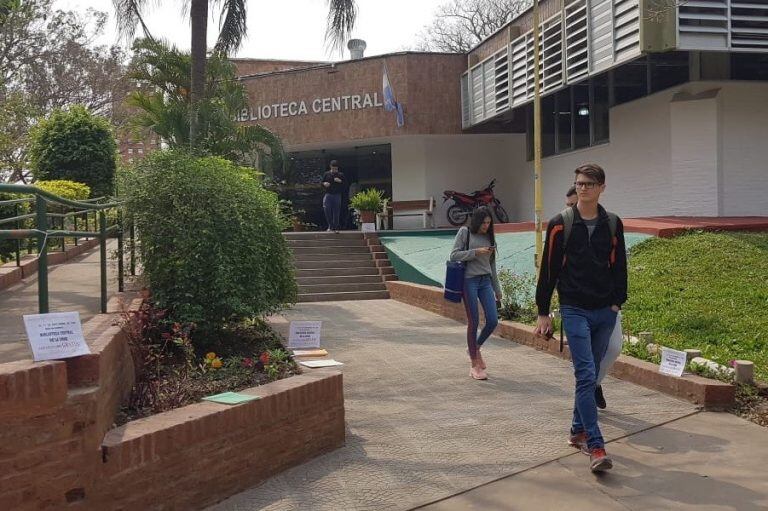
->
[286,231,396,302]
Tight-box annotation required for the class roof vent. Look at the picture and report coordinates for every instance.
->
[347,39,367,60]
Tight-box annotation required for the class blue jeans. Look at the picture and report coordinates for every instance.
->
[561,305,617,449]
[323,193,342,230]
[462,275,499,359]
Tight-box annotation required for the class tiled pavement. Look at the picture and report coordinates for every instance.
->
[211,300,697,511]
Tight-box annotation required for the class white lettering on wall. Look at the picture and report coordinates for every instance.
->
[234,92,385,122]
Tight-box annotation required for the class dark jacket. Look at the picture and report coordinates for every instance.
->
[535,205,627,316]
[322,171,346,195]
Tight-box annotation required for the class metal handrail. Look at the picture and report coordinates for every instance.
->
[0,184,133,314]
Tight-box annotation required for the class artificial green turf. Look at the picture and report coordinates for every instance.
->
[623,232,768,382]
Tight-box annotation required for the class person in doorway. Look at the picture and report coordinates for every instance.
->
[450,207,501,381]
[565,184,622,410]
[536,163,627,473]
[565,185,578,207]
[321,160,345,232]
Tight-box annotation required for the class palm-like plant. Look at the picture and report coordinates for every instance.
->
[127,38,285,172]
[113,0,358,146]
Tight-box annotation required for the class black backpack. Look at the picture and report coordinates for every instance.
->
[560,207,619,266]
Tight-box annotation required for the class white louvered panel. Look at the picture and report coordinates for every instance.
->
[565,0,590,82]
[494,49,510,112]
[589,0,614,72]
[460,73,471,129]
[613,0,640,62]
[730,1,768,49]
[542,15,564,92]
[678,0,729,50]
[510,36,529,107]
[483,61,495,119]
[471,66,484,124]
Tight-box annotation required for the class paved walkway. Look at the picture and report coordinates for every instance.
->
[0,242,119,363]
[211,300,715,511]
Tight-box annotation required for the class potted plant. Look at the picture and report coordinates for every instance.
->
[349,188,386,224]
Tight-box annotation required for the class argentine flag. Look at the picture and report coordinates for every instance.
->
[382,64,405,128]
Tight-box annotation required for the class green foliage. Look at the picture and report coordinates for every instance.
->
[127,38,285,172]
[497,269,537,323]
[123,150,297,341]
[349,188,387,212]
[28,105,116,198]
[35,180,90,201]
[623,231,768,381]
[688,360,735,384]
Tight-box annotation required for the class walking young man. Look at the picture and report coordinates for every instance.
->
[321,160,345,232]
[535,164,627,472]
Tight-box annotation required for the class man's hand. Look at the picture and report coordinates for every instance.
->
[611,305,620,312]
[534,315,553,338]
[333,177,342,183]
[322,182,330,188]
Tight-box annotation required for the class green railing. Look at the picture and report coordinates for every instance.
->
[0,184,134,314]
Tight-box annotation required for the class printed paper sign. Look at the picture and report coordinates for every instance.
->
[23,312,90,362]
[659,347,687,377]
[288,321,322,349]
[361,222,376,232]
[299,359,344,368]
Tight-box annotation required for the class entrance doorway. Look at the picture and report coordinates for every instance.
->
[276,144,392,230]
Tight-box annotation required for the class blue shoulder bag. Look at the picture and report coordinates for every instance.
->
[444,227,469,303]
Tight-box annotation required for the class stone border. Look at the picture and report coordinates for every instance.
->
[386,281,735,410]
[0,238,100,291]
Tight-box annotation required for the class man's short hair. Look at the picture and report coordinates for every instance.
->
[329,160,339,168]
[574,163,605,184]
[566,185,577,197]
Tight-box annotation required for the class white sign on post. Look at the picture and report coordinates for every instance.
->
[23,312,90,362]
[361,222,376,233]
[288,321,322,349]
[659,347,687,377]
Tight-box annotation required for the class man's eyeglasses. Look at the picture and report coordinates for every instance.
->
[573,181,600,190]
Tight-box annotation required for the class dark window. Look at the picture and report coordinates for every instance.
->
[542,94,556,157]
[614,58,648,105]
[592,74,610,144]
[732,53,768,81]
[556,89,573,153]
[573,83,590,149]
[650,52,689,93]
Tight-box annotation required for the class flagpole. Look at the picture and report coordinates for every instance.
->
[533,0,544,269]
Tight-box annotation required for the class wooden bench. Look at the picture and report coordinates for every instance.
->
[376,198,436,230]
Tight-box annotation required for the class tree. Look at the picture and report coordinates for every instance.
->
[29,105,117,198]
[416,0,531,53]
[126,38,286,172]
[113,0,358,146]
[0,92,38,183]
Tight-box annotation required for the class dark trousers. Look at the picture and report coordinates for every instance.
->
[323,193,342,231]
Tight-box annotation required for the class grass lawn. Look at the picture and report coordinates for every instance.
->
[623,231,768,382]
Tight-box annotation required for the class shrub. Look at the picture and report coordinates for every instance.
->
[36,180,91,201]
[123,150,297,341]
[497,269,537,323]
[349,188,387,212]
[29,105,117,198]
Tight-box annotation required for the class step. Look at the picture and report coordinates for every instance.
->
[284,232,364,241]
[298,282,386,294]
[294,260,376,270]
[298,290,390,302]
[293,253,374,263]
[297,275,384,286]
[296,267,381,277]
[291,246,371,255]
[288,238,367,248]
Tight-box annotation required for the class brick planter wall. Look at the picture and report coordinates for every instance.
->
[386,281,735,409]
[0,293,345,510]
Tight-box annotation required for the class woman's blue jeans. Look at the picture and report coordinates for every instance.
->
[462,275,499,360]
[561,305,617,449]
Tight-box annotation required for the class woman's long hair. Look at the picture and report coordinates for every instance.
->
[468,207,496,262]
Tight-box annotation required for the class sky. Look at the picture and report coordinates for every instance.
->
[54,0,447,61]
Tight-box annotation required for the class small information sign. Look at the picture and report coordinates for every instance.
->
[288,321,322,349]
[659,347,687,377]
[23,312,90,362]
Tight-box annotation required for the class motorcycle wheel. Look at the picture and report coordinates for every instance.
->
[494,204,509,224]
[447,204,470,226]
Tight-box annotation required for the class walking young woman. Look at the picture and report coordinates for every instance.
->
[450,207,501,380]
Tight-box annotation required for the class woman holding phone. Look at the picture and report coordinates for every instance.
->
[450,206,501,380]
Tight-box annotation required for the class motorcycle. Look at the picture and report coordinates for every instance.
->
[442,179,509,226]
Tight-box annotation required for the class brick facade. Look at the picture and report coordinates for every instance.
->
[237,53,467,147]
[232,58,325,77]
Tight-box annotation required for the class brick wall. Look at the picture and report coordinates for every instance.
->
[0,294,345,509]
[237,53,467,146]
[232,58,325,76]
[386,281,735,409]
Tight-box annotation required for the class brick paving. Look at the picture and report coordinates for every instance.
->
[211,300,697,511]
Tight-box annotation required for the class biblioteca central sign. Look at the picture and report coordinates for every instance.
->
[234,92,384,122]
